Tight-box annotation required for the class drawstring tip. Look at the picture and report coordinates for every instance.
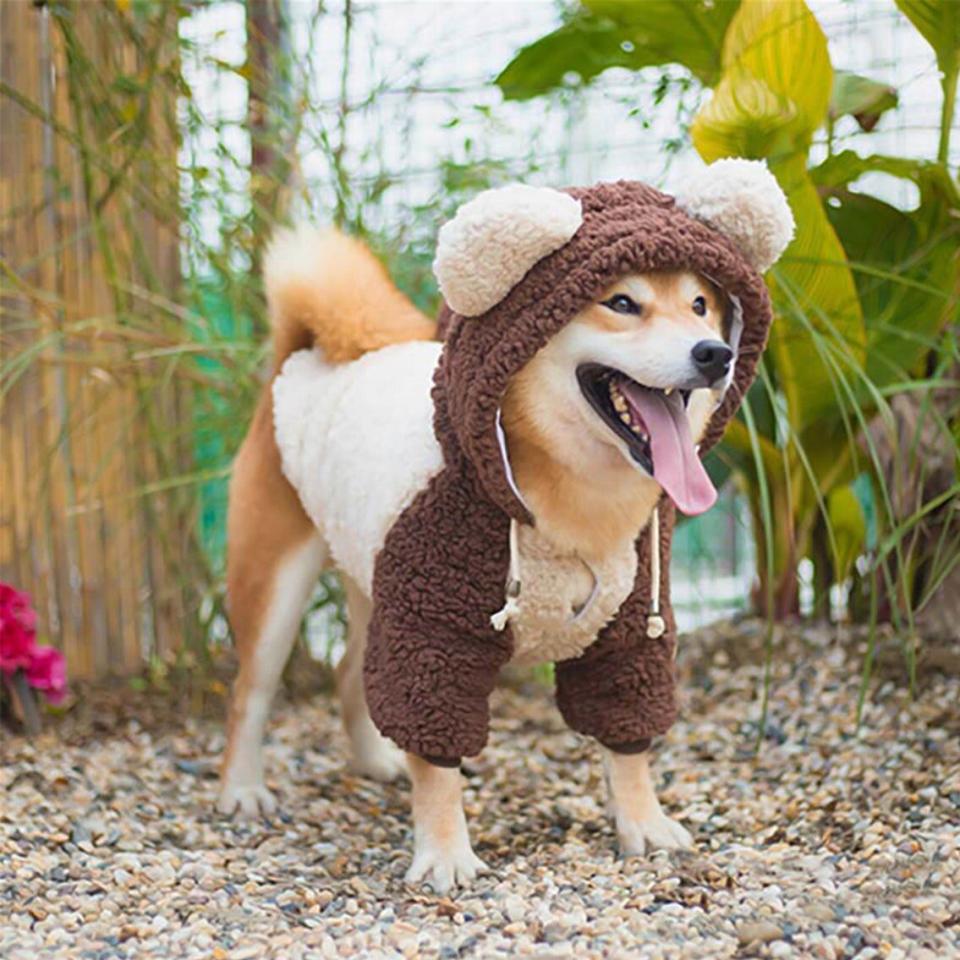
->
[646,614,665,639]
[490,596,520,632]
[491,578,522,631]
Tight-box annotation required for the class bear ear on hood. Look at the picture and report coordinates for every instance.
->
[433,183,583,317]
[676,159,795,273]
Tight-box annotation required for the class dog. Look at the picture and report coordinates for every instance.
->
[217,166,792,892]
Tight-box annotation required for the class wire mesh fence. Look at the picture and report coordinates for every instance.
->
[1,0,956,676]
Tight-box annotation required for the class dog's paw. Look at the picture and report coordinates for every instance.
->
[352,741,407,783]
[405,842,488,894]
[217,782,278,819]
[617,811,693,857]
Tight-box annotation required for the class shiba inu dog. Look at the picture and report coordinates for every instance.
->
[217,162,793,892]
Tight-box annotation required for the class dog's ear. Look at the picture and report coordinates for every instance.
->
[676,159,794,273]
[434,184,583,317]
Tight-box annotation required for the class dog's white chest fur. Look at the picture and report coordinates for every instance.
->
[508,524,636,666]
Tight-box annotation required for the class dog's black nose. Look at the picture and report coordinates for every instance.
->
[691,340,733,384]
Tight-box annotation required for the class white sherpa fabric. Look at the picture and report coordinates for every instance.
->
[676,159,795,273]
[433,184,583,317]
[272,340,445,595]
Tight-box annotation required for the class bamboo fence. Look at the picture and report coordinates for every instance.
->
[1,1,200,679]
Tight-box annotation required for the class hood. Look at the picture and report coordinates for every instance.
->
[431,162,793,522]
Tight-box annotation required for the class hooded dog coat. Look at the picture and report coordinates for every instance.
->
[273,160,793,766]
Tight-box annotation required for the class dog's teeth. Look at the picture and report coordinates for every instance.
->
[619,411,632,425]
[612,395,627,413]
[664,387,674,397]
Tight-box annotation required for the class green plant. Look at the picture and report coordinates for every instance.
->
[498,0,960,627]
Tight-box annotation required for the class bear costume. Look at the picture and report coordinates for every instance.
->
[273,160,794,767]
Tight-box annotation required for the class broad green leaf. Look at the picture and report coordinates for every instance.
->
[692,72,798,161]
[818,156,960,390]
[827,484,867,583]
[720,416,780,476]
[691,0,832,161]
[895,0,960,79]
[495,16,656,102]
[797,419,860,495]
[830,71,898,132]
[692,1,862,431]
[814,152,959,392]
[765,156,866,431]
[810,150,960,210]
[743,367,779,442]
[721,0,832,135]
[496,2,739,101]
[585,0,740,85]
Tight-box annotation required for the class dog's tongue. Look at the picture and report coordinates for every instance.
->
[619,382,717,516]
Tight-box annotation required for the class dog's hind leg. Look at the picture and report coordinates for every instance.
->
[218,389,326,818]
[337,576,405,782]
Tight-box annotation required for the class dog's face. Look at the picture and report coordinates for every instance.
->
[504,270,731,514]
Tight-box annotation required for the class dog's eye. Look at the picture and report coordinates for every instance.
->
[692,295,707,317]
[602,294,641,316]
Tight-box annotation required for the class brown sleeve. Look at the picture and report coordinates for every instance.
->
[554,501,678,750]
[363,466,514,763]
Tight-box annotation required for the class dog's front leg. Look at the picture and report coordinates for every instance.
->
[405,754,487,893]
[604,749,693,856]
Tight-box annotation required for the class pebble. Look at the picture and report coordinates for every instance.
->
[0,620,957,959]
[737,920,784,944]
[503,894,527,923]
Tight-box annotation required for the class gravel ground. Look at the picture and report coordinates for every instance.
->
[2,621,958,959]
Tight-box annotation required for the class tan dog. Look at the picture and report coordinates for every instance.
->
[217,163,793,891]
[218,232,730,889]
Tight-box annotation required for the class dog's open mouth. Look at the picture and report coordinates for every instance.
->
[576,363,717,516]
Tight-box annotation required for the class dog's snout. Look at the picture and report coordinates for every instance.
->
[691,340,733,384]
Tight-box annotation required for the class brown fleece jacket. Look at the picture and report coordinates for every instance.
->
[363,180,773,765]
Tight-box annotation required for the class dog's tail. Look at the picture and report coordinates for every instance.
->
[263,225,435,368]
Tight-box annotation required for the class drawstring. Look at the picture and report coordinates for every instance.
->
[490,509,666,639]
[646,506,665,639]
[490,518,522,631]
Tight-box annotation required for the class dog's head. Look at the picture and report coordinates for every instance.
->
[432,161,793,519]
[503,269,732,514]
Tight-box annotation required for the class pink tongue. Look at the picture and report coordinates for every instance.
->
[619,382,717,516]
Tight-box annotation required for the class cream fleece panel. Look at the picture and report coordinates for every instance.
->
[433,184,583,317]
[676,159,795,273]
[508,524,637,667]
[272,341,445,594]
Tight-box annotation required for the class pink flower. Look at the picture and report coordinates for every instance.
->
[24,645,68,705]
[0,581,68,704]
[0,583,37,673]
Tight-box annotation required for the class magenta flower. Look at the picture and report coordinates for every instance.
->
[24,644,68,704]
[0,583,37,672]
[0,581,68,704]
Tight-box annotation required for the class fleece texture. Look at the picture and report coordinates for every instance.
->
[273,341,444,595]
[507,523,637,667]
[434,185,583,317]
[363,173,784,764]
[676,159,795,273]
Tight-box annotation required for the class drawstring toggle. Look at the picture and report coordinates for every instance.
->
[646,505,664,639]
[491,519,523,631]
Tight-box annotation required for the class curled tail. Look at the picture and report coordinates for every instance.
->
[263,225,435,367]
